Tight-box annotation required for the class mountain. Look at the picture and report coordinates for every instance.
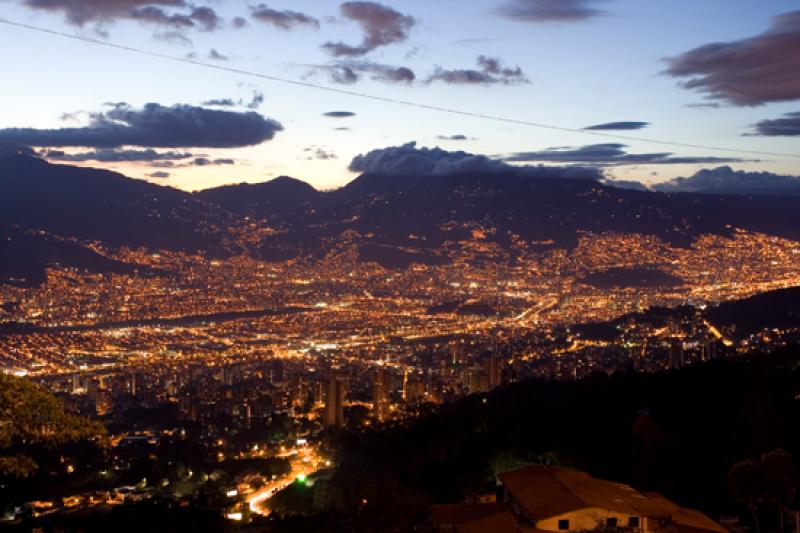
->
[195,176,320,219]
[706,286,800,339]
[0,155,234,250]
[0,155,236,284]
[0,226,159,287]
[233,172,800,263]
[572,285,800,341]
[5,156,800,282]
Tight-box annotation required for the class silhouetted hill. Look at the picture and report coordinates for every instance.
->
[572,285,800,341]
[706,286,800,339]
[0,155,237,284]
[194,176,320,218]
[0,155,232,251]
[6,157,800,280]
[241,172,800,263]
[0,226,158,287]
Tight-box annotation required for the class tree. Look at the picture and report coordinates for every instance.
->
[0,373,107,478]
[728,449,798,533]
[728,459,763,533]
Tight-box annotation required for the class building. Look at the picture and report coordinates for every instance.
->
[433,465,726,533]
[323,376,346,428]
[372,368,390,422]
[669,338,684,369]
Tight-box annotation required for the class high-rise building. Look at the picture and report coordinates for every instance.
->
[372,369,390,422]
[323,376,346,428]
[484,354,501,389]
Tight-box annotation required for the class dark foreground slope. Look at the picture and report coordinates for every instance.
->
[269,349,800,531]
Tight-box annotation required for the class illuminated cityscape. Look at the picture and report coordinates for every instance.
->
[2,0,800,530]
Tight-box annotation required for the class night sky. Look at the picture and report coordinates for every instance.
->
[0,0,798,190]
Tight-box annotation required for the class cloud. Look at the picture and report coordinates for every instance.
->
[0,103,283,149]
[247,91,265,109]
[427,55,527,85]
[202,98,236,107]
[201,91,263,109]
[147,171,171,178]
[436,135,472,141]
[193,157,235,166]
[505,143,745,165]
[323,1,415,57]
[187,6,222,31]
[41,148,194,162]
[250,4,319,30]
[304,147,338,160]
[22,0,184,26]
[349,141,603,180]
[652,166,800,195]
[602,179,651,192]
[324,111,357,118]
[208,49,228,61]
[665,10,800,106]
[21,0,225,42]
[495,0,606,23]
[753,111,800,136]
[584,121,649,131]
[311,61,415,84]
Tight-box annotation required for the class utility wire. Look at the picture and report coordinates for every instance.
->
[1,16,798,160]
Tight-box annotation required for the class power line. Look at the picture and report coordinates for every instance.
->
[1,16,798,160]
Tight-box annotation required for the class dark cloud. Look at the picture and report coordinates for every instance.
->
[584,121,649,131]
[22,0,184,26]
[201,91,263,109]
[324,111,357,118]
[22,0,223,41]
[193,157,235,166]
[232,16,248,29]
[42,148,194,162]
[652,166,800,195]
[129,6,194,29]
[427,55,527,85]
[602,179,651,192]
[495,0,606,23]
[312,61,415,85]
[208,49,228,61]
[436,135,471,141]
[247,91,265,110]
[349,141,603,181]
[0,103,283,148]
[202,98,237,107]
[188,6,221,31]
[323,1,415,57]
[685,103,722,110]
[505,143,745,165]
[665,10,800,106]
[147,171,171,178]
[753,111,800,136]
[250,4,319,30]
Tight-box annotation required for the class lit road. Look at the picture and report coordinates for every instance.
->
[247,445,325,516]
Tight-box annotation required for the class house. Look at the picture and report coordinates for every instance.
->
[432,465,726,533]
